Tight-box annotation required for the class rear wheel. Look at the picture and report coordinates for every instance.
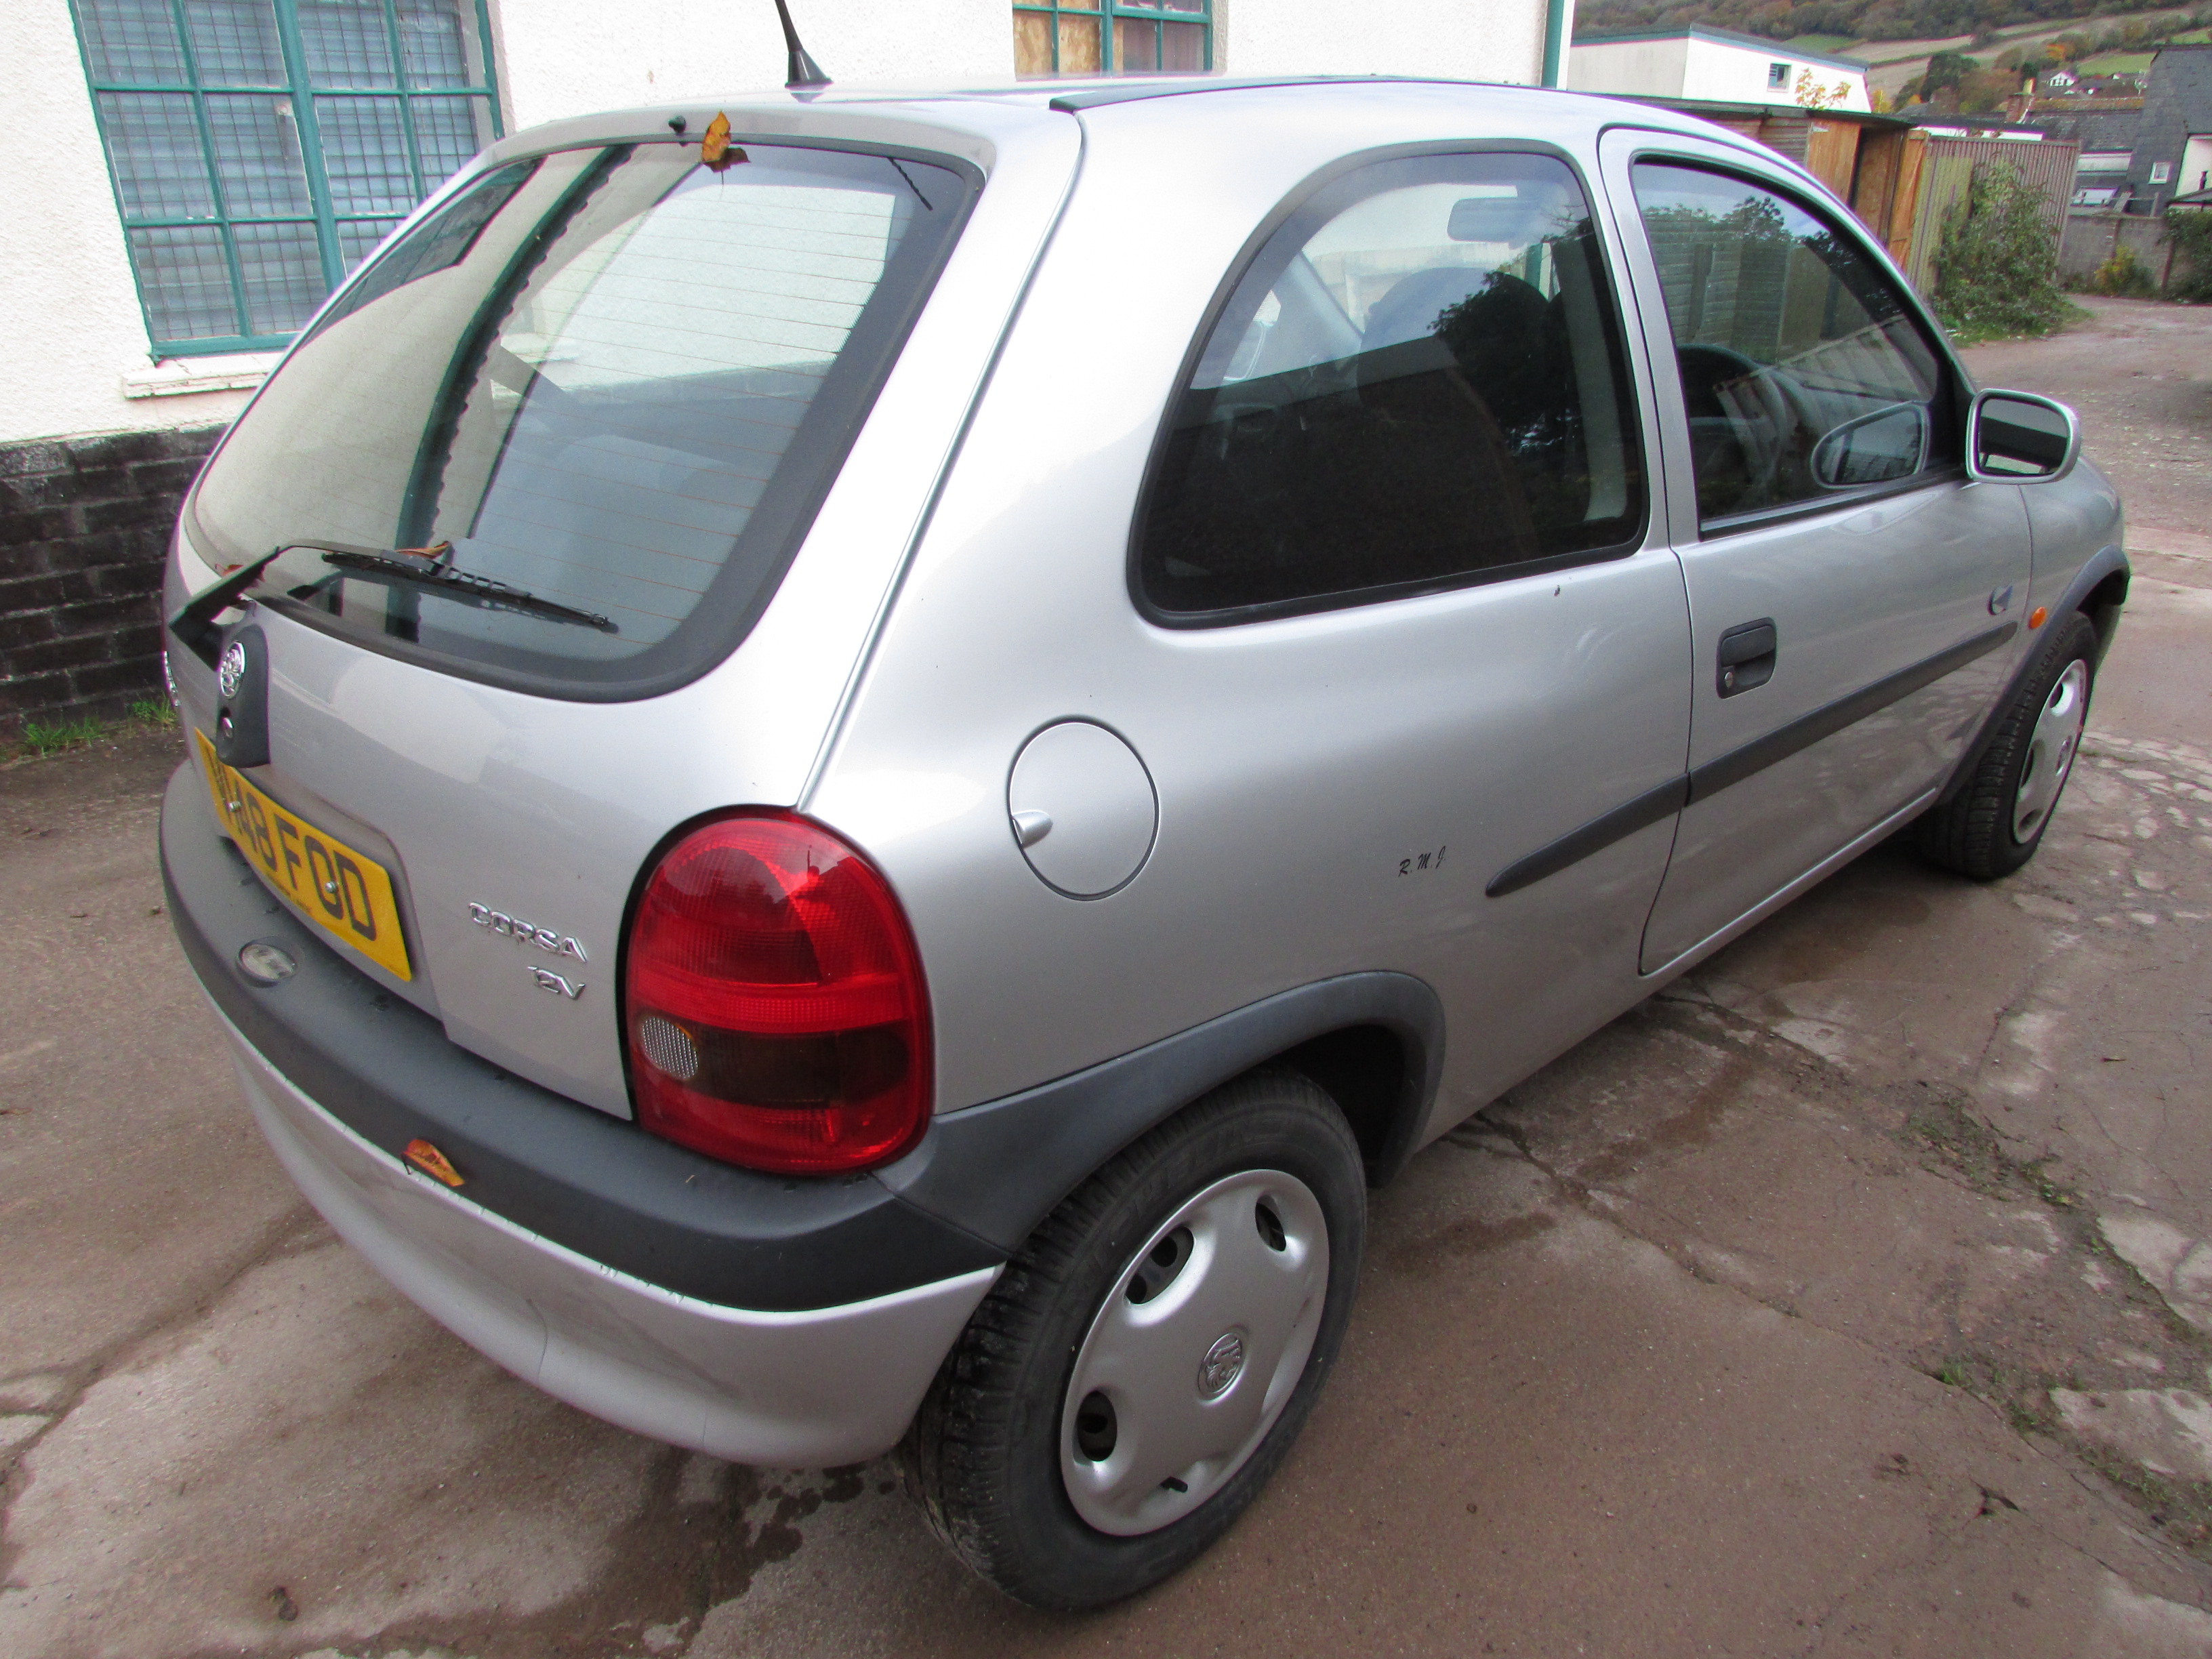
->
[901,1071,1365,1610]
[1917,611,2097,880]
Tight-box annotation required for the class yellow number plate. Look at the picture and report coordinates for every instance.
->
[194,729,413,981]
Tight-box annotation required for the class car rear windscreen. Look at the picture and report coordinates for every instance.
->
[186,139,974,698]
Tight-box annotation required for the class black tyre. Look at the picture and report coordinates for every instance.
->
[901,1070,1366,1610]
[1917,611,2097,880]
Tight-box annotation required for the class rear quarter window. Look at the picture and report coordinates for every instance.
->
[1136,150,1646,623]
[187,139,976,699]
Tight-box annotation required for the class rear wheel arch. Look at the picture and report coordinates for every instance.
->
[1277,1021,1429,1186]
[880,973,1444,1254]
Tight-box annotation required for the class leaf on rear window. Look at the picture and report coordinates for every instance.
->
[700,112,747,173]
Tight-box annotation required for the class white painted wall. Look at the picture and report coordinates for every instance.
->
[1682,35,1868,110]
[1218,0,1552,85]
[2184,134,2212,196]
[489,0,1012,129]
[1568,36,1688,100]
[0,1,268,445]
[1570,30,1869,112]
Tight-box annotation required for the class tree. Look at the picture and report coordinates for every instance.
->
[1957,65,2020,112]
[1795,67,1853,106]
[1933,161,2067,340]
[1923,50,1975,97]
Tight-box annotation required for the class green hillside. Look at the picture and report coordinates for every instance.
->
[1581,0,2202,47]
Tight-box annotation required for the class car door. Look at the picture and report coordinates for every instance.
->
[1596,129,2034,972]
[1121,145,1697,1118]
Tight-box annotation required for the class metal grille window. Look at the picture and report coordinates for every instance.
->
[1012,1,1210,77]
[70,0,503,356]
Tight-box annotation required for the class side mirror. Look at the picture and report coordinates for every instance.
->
[1812,403,1928,488]
[1967,389,2080,483]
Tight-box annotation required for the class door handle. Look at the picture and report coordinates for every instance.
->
[1716,618,1777,697]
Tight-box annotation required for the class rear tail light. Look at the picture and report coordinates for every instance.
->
[624,812,931,1174]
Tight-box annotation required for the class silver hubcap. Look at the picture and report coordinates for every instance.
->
[1060,1170,1329,1537]
[2013,659,2088,844]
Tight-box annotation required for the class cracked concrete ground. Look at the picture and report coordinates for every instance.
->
[4,298,2212,1658]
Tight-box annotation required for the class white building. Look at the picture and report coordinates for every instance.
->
[5,0,1570,451]
[1568,24,1871,114]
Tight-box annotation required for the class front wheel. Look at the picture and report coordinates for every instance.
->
[901,1071,1366,1610]
[1917,611,2097,880]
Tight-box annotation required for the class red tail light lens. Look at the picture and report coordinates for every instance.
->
[624,812,931,1174]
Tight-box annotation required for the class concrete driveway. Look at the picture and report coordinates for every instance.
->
[4,298,2212,1658]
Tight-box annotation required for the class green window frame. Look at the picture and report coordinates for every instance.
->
[1012,1,1212,78]
[68,0,505,359]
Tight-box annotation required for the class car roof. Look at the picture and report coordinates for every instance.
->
[479,75,1761,176]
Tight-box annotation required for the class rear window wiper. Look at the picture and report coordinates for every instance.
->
[316,543,618,634]
[168,541,312,665]
[169,538,617,665]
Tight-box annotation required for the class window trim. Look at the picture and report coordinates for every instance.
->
[1012,0,1212,78]
[67,0,506,359]
[1125,139,1654,633]
[178,135,988,706]
[1618,149,1977,543]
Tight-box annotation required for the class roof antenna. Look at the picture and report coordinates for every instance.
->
[773,0,832,91]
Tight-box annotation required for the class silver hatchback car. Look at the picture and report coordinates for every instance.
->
[161,76,2125,1608]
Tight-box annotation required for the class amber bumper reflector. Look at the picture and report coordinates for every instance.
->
[404,1139,464,1187]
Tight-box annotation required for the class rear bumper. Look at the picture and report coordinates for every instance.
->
[221,1004,997,1465]
[161,759,1001,1462]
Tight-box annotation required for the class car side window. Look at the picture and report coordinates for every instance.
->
[1138,151,1646,620]
[1630,162,1959,527]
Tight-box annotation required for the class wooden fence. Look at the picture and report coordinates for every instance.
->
[1616,99,2081,301]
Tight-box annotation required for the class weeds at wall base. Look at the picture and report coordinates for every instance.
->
[7,703,176,764]
[2164,208,2212,303]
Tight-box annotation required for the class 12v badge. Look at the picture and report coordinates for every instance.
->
[469,900,589,1002]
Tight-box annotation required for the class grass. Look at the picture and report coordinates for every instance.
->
[2074,50,2156,72]
[2077,1446,2212,1562]
[1921,1350,2068,1437]
[9,701,176,762]
[1784,33,1861,52]
[16,717,106,758]
[1943,299,2095,349]
[1900,1078,2085,1210]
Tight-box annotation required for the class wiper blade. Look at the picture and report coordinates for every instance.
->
[169,538,618,663]
[167,541,321,665]
[318,544,618,633]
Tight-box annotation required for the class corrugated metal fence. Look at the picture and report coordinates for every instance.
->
[1900,138,2078,295]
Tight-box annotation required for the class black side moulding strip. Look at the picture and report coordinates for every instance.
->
[1487,621,2018,899]
[1486,775,1688,899]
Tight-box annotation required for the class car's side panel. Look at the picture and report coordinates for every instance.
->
[1637,483,2030,970]
[1594,129,2036,971]
[2021,458,2126,649]
[807,85,1696,1132]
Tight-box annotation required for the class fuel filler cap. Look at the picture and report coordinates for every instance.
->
[1006,721,1157,898]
